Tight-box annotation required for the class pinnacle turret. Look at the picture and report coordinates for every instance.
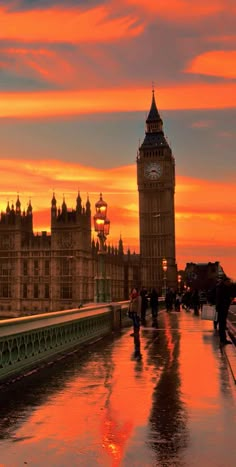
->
[27,199,32,215]
[16,195,21,214]
[76,190,82,214]
[86,195,91,215]
[51,192,57,208]
[62,196,67,213]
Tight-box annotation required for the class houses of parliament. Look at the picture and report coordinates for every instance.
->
[0,92,177,316]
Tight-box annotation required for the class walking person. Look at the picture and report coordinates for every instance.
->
[207,283,218,329]
[216,275,232,347]
[128,287,142,359]
[199,289,206,311]
[192,289,200,315]
[165,288,174,311]
[150,288,159,325]
[182,289,191,311]
[140,286,148,323]
[175,292,181,311]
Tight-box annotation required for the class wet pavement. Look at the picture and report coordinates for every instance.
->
[0,308,236,467]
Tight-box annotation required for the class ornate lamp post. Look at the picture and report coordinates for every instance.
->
[177,274,182,293]
[162,258,168,297]
[94,193,111,302]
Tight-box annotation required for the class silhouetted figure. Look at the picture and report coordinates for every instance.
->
[140,286,148,323]
[207,284,218,329]
[150,288,159,325]
[175,292,181,311]
[165,288,174,311]
[216,276,232,347]
[182,289,191,311]
[191,289,200,315]
[199,289,207,311]
[128,288,142,359]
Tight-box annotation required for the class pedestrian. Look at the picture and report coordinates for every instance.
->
[175,292,181,311]
[128,288,142,358]
[182,289,191,311]
[216,275,232,347]
[191,289,200,315]
[199,289,206,311]
[140,286,148,323]
[207,283,217,329]
[149,288,159,325]
[165,288,174,311]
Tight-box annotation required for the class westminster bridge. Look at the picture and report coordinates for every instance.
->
[0,303,236,466]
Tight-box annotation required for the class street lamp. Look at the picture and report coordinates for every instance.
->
[162,258,168,297]
[94,193,111,302]
[177,274,181,293]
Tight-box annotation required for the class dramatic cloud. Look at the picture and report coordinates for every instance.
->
[1,82,236,119]
[0,5,143,43]
[186,51,236,78]
[1,47,77,86]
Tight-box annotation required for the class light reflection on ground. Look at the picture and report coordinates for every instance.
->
[0,309,235,466]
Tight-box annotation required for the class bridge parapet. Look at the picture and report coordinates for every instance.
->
[0,302,130,384]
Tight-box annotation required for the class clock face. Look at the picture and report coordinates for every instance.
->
[144,162,162,180]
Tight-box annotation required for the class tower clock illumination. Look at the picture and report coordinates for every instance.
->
[144,162,162,179]
[137,90,177,291]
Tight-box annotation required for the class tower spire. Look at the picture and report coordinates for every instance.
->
[146,88,162,124]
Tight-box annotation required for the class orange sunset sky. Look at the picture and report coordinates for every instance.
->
[0,0,235,279]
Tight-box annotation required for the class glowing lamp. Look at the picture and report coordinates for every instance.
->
[104,218,110,236]
[162,258,167,272]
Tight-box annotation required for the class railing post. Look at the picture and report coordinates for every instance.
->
[110,304,122,331]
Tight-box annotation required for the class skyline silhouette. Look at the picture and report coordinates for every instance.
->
[0,0,235,278]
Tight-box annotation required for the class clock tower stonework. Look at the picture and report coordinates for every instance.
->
[137,91,177,292]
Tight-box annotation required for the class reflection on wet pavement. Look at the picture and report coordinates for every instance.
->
[0,309,236,466]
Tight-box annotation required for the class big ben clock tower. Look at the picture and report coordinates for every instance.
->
[137,91,177,292]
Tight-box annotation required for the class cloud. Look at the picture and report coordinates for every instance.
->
[125,0,225,20]
[190,120,214,129]
[175,175,236,279]
[0,5,143,43]
[1,47,78,86]
[1,82,236,119]
[0,158,139,250]
[176,175,236,210]
[207,35,236,44]
[186,50,236,79]
[1,158,235,277]
[0,157,137,211]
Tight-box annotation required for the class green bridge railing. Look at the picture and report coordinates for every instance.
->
[0,302,130,384]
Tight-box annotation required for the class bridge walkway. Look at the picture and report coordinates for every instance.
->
[0,307,236,466]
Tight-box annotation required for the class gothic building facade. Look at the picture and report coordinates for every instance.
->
[137,91,177,291]
[0,92,179,316]
[0,193,137,317]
